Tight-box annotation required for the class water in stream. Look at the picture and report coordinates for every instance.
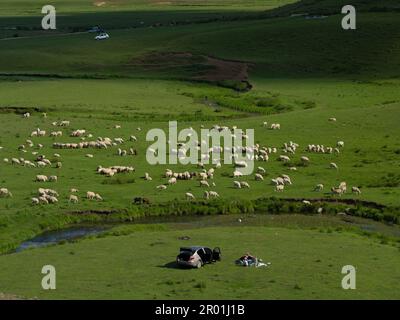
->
[16,226,107,252]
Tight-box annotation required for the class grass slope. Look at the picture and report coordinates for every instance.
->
[0,219,399,299]
[0,1,399,299]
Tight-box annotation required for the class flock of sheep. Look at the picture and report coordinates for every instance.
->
[0,113,363,207]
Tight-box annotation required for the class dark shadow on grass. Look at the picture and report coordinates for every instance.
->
[158,261,191,269]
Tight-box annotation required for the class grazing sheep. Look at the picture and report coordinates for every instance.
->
[200,180,210,188]
[330,162,338,170]
[270,123,281,130]
[329,117,337,122]
[338,181,347,193]
[301,156,310,164]
[255,173,264,181]
[71,129,86,137]
[95,193,103,201]
[0,188,12,198]
[86,191,96,200]
[168,177,177,185]
[314,184,324,192]
[233,170,243,178]
[36,175,48,182]
[233,181,242,189]
[279,155,290,162]
[209,191,220,198]
[144,173,152,181]
[56,162,62,168]
[48,175,58,182]
[352,187,362,195]
[39,196,49,204]
[240,181,250,189]
[204,191,210,199]
[337,141,344,148]
[157,185,167,190]
[331,187,343,196]
[47,196,58,204]
[31,197,40,205]
[37,161,46,168]
[275,185,284,192]
[70,188,79,193]
[257,167,266,174]
[302,200,312,205]
[185,192,195,200]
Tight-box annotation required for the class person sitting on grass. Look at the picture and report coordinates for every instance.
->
[240,252,257,266]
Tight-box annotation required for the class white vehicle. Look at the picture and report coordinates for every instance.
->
[95,33,109,40]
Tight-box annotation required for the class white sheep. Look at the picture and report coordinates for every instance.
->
[279,155,290,162]
[301,156,310,164]
[233,171,243,178]
[168,177,177,185]
[352,187,361,195]
[233,181,242,189]
[331,187,343,196]
[39,196,49,204]
[209,191,220,198]
[0,188,12,197]
[86,191,96,200]
[314,184,324,192]
[36,175,48,182]
[240,181,250,189]
[200,180,210,188]
[330,162,338,170]
[257,167,266,174]
[185,192,195,200]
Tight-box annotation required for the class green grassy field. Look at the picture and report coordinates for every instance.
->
[0,0,399,300]
[1,215,400,299]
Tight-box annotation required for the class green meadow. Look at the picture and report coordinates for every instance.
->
[0,0,399,299]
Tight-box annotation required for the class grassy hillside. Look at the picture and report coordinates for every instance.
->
[266,0,400,17]
[0,0,399,300]
[0,0,296,16]
[1,12,399,79]
[0,217,399,299]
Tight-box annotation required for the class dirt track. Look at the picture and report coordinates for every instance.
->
[130,51,251,83]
